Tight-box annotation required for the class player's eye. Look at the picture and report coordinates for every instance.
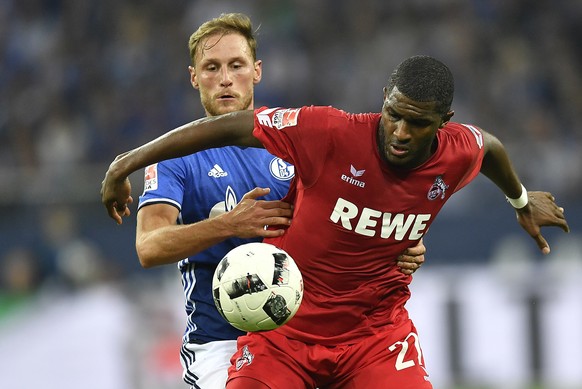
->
[388,112,400,122]
[408,119,431,127]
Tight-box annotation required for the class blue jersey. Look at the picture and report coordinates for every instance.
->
[138,146,294,343]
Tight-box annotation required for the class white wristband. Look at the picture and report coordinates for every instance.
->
[506,184,528,209]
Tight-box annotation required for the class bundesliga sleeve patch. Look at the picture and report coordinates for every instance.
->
[273,108,300,129]
[258,108,300,130]
[143,163,158,192]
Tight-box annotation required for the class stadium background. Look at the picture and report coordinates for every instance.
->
[0,1,580,388]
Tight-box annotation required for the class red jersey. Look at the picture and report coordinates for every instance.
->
[254,106,484,345]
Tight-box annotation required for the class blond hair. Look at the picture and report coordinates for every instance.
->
[188,13,257,65]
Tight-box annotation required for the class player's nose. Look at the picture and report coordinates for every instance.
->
[219,68,233,87]
[393,122,411,141]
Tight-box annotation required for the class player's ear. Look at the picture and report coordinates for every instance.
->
[253,60,262,84]
[440,110,454,127]
[189,66,199,89]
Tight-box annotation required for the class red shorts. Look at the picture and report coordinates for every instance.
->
[227,319,433,389]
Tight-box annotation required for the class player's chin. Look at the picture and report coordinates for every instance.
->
[209,102,241,116]
[386,153,411,168]
[217,99,242,109]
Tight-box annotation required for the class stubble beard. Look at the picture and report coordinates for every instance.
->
[204,93,254,117]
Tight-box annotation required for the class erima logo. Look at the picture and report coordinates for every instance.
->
[208,164,228,178]
[341,165,366,188]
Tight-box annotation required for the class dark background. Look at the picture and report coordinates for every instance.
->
[0,0,580,299]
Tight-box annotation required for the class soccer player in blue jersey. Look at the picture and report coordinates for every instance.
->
[108,13,427,389]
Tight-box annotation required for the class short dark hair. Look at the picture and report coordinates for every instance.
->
[386,55,454,115]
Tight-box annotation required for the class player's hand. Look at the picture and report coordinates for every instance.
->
[101,169,133,225]
[220,187,293,238]
[397,238,426,275]
[515,191,570,254]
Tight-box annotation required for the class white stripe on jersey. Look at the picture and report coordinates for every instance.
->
[462,124,484,149]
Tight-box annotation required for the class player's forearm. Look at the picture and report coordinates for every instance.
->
[108,119,209,181]
[479,131,523,199]
[136,217,235,268]
[109,111,260,182]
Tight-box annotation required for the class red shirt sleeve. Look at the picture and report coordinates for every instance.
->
[450,123,485,191]
[253,106,335,188]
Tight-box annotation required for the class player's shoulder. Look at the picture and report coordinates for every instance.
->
[440,122,485,149]
[257,105,378,120]
[300,106,381,127]
[255,106,380,134]
[303,105,379,119]
[442,121,483,134]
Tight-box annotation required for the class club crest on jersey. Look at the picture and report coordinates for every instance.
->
[225,185,237,211]
[269,158,295,180]
[235,345,254,371]
[143,163,158,192]
[427,175,448,200]
[272,108,300,129]
[208,185,238,219]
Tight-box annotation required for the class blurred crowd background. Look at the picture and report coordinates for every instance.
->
[0,1,580,388]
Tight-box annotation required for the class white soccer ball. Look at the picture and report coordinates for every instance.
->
[212,242,303,332]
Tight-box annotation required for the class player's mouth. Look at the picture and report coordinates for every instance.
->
[389,143,409,157]
[217,93,237,101]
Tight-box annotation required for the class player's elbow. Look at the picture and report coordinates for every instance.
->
[135,241,159,269]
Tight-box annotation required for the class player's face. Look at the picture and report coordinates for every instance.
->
[378,86,451,169]
[190,33,262,117]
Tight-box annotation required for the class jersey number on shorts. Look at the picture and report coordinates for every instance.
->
[388,332,424,371]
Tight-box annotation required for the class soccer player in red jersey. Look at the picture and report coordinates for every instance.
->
[102,55,569,388]
[104,13,425,389]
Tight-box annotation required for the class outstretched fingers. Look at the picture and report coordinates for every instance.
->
[553,206,570,233]
[108,204,123,225]
[101,175,133,224]
[241,187,271,200]
[542,193,570,233]
[241,187,292,211]
[107,199,133,225]
[260,227,288,238]
[532,233,551,255]
[258,206,293,229]
[518,191,571,254]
